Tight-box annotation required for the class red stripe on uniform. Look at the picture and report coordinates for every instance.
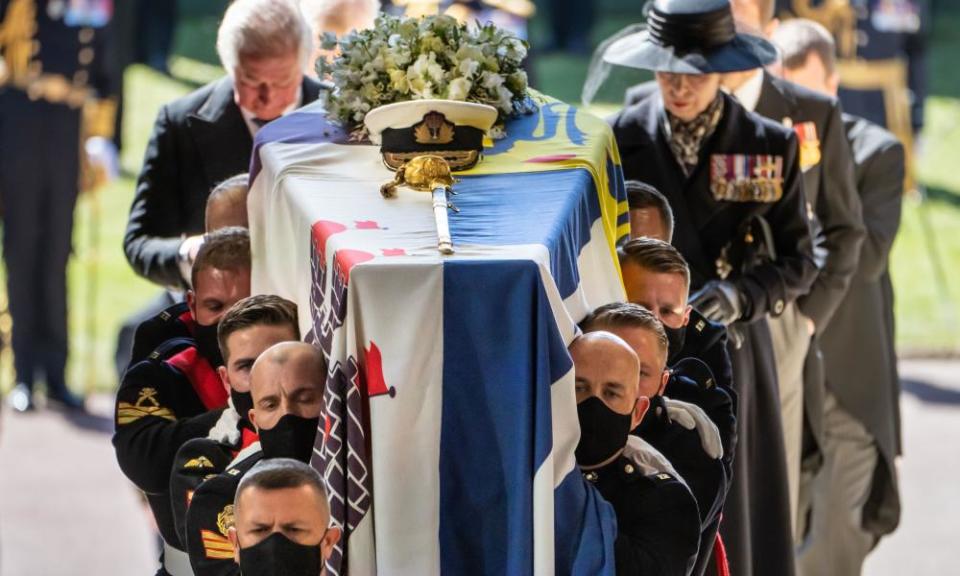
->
[166,347,228,410]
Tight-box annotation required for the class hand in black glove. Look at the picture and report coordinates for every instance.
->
[689,280,743,326]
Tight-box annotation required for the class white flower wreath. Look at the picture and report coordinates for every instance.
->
[317,13,535,135]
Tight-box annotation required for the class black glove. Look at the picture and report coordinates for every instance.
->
[689,280,743,326]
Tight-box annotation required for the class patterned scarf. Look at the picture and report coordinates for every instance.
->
[662,94,725,177]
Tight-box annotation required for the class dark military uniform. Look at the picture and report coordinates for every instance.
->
[0,0,117,405]
[637,358,736,576]
[584,452,701,575]
[185,447,265,576]
[611,90,818,576]
[113,335,229,574]
[126,301,195,373]
[669,310,737,452]
[169,409,259,549]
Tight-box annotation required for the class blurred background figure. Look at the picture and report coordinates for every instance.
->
[300,0,380,74]
[135,0,178,74]
[0,0,120,413]
[543,0,593,53]
[776,0,928,187]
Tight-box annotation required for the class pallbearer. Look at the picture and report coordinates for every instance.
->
[600,1,818,575]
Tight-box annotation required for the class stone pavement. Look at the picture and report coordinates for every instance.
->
[864,359,960,576]
[0,360,957,575]
[0,394,157,575]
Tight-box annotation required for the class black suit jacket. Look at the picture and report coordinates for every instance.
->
[610,90,818,322]
[754,72,865,330]
[819,114,904,537]
[124,76,324,287]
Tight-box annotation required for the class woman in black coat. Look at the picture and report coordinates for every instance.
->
[594,1,819,574]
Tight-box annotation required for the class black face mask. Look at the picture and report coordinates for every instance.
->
[231,388,255,428]
[194,321,224,368]
[259,414,320,463]
[238,531,323,576]
[575,396,635,468]
[664,324,687,364]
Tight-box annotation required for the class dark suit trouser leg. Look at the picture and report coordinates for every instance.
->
[0,93,80,394]
[720,320,796,576]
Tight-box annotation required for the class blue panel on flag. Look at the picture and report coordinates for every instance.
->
[554,469,618,576]
[440,259,571,574]
[449,170,601,300]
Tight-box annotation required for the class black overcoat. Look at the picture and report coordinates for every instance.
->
[124,76,324,287]
[610,90,818,576]
[818,114,904,537]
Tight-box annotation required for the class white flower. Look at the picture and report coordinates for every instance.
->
[447,77,472,101]
[322,13,532,127]
[457,58,480,78]
[408,52,446,85]
[480,71,504,91]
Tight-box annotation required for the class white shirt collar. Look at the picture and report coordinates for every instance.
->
[240,88,303,136]
[731,69,765,112]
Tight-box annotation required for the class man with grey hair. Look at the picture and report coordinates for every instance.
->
[772,19,905,576]
[228,458,341,576]
[125,0,324,290]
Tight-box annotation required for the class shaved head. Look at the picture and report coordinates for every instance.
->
[248,341,326,430]
[252,341,324,377]
[570,331,641,392]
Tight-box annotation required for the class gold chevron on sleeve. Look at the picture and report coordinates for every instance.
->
[117,388,176,425]
[201,530,235,559]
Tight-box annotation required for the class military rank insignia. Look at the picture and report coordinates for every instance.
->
[200,529,233,559]
[793,122,821,171]
[116,388,175,425]
[184,456,216,470]
[201,505,236,559]
[709,154,784,203]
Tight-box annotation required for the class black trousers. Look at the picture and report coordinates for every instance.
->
[0,90,81,394]
[719,320,796,576]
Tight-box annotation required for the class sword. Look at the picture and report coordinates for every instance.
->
[380,155,458,255]
[431,185,456,255]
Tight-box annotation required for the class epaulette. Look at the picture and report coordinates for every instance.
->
[127,303,194,370]
[686,309,726,351]
[671,357,716,390]
[148,337,199,363]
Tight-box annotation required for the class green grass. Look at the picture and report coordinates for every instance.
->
[3,6,960,395]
